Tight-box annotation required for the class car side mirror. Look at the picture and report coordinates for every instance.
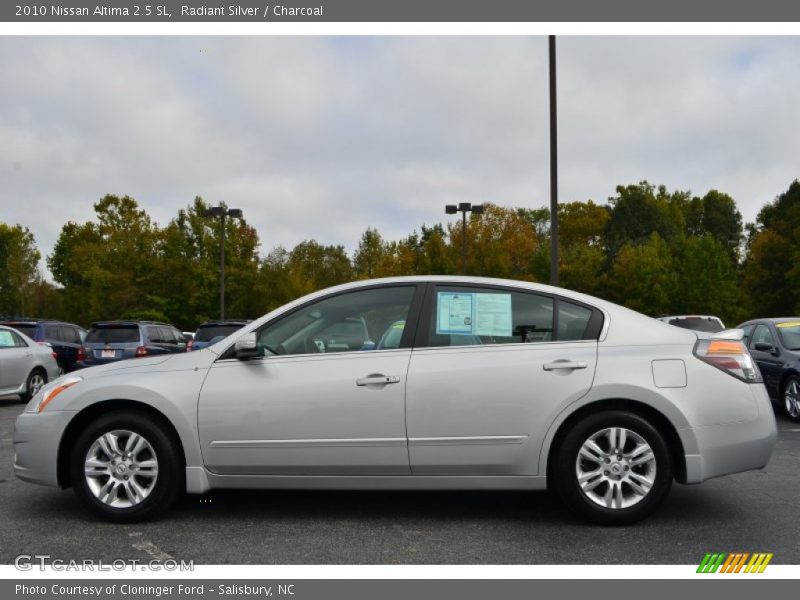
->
[234,332,259,360]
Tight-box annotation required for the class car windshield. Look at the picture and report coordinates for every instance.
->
[195,325,243,342]
[5,323,37,337]
[668,317,724,333]
[85,326,140,344]
[776,322,800,351]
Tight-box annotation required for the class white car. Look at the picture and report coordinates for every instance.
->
[0,325,61,401]
[14,277,776,525]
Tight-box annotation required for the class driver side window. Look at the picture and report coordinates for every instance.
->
[257,286,417,356]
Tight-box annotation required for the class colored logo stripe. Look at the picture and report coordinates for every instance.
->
[697,553,772,573]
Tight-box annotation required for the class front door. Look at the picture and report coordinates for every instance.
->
[406,284,600,475]
[198,284,423,475]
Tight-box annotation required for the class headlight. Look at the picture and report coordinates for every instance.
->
[29,375,83,413]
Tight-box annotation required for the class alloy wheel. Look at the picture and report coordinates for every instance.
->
[28,372,46,397]
[575,427,657,510]
[84,430,159,508]
[785,379,800,419]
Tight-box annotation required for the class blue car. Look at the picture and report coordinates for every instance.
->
[83,321,187,366]
[190,320,249,351]
[1,319,87,374]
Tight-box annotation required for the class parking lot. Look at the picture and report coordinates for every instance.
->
[1,398,798,565]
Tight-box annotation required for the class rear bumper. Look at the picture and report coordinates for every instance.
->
[13,410,76,487]
[682,384,777,484]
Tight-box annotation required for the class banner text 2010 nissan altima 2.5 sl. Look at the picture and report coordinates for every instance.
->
[13,276,777,525]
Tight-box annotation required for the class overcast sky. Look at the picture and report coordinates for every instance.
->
[1,36,799,276]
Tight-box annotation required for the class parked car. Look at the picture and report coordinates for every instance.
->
[14,276,776,525]
[0,325,60,401]
[656,315,725,333]
[1,319,88,374]
[190,320,249,351]
[736,318,800,422]
[82,321,188,366]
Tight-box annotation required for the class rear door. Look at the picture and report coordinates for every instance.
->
[405,283,601,476]
[0,329,32,392]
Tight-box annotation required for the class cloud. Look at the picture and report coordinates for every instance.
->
[0,36,798,278]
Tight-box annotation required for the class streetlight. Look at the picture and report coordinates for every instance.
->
[445,202,484,275]
[548,34,559,286]
[202,203,243,320]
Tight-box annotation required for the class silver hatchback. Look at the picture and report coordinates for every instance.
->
[14,277,777,524]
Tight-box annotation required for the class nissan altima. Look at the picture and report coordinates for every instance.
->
[14,276,777,525]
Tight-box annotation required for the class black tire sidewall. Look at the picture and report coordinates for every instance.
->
[782,376,800,422]
[554,410,673,525]
[70,410,182,522]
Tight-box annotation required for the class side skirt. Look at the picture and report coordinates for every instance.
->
[186,467,547,494]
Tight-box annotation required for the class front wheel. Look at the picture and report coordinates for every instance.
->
[782,376,800,422]
[70,411,183,522]
[552,411,673,525]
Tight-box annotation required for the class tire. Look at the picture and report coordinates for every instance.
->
[781,375,800,422]
[19,368,47,402]
[70,410,183,522]
[552,410,673,525]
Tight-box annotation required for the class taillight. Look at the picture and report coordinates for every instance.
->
[77,347,86,362]
[52,352,58,361]
[135,346,148,357]
[186,340,193,352]
[694,338,762,383]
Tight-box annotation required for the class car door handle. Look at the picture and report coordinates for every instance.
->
[356,375,401,386]
[543,360,588,371]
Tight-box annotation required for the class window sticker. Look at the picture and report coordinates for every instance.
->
[437,292,474,334]
[776,322,800,328]
[474,293,513,337]
[436,292,513,337]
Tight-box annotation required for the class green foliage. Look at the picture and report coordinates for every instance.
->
[6,178,796,329]
[0,223,42,316]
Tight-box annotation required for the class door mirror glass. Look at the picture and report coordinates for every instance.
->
[235,332,259,360]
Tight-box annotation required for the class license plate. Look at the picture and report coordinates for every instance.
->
[101,349,116,358]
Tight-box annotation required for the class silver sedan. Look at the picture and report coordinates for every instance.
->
[0,325,60,401]
[13,277,777,525]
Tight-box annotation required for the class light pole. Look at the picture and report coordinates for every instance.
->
[548,34,559,286]
[445,202,484,275]
[202,204,243,320]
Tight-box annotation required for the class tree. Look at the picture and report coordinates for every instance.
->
[605,233,677,315]
[353,228,392,279]
[0,223,42,317]
[742,180,800,316]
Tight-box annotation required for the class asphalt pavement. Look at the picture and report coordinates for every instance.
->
[1,398,798,565]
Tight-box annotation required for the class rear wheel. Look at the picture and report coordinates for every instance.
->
[553,410,673,525]
[20,369,47,402]
[782,375,800,422]
[70,411,183,522]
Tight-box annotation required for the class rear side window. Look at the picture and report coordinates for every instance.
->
[7,323,37,338]
[558,301,594,341]
[426,286,554,347]
[423,286,601,348]
[86,326,140,344]
[0,329,26,348]
[44,325,62,341]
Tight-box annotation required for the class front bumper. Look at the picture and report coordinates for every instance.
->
[682,384,777,484]
[13,410,77,487]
